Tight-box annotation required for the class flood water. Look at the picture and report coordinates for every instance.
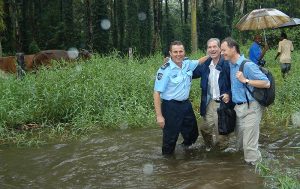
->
[0,127,299,189]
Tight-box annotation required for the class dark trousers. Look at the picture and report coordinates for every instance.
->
[281,63,291,78]
[161,100,199,155]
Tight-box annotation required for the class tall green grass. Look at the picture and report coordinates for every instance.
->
[0,53,165,145]
[0,50,299,145]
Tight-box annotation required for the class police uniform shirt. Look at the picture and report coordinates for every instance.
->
[154,58,199,101]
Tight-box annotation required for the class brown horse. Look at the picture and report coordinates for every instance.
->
[0,49,91,73]
[31,49,92,70]
[0,55,35,73]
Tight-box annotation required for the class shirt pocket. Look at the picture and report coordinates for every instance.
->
[170,74,183,85]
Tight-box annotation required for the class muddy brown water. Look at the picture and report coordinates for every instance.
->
[0,128,299,189]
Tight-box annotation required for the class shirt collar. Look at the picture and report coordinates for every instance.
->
[168,58,186,69]
[236,54,246,66]
[209,60,216,68]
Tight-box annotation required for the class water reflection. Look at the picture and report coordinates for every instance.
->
[3,128,297,189]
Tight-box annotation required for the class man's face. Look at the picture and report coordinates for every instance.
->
[169,45,185,65]
[221,42,233,61]
[255,36,262,45]
[207,40,221,59]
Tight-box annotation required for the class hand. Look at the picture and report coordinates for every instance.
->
[163,57,170,64]
[236,71,247,83]
[221,93,230,103]
[156,115,165,129]
[198,55,209,64]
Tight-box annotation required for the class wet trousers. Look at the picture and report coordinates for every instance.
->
[201,100,229,149]
[161,100,199,155]
[234,101,262,163]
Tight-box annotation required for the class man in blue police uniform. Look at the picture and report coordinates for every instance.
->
[221,37,270,165]
[153,40,203,155]
[249,34,268,66]
[192,38,232,151]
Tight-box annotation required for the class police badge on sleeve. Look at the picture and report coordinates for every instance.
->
[157,73,163,80]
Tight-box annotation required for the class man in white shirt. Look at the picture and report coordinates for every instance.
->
[275,32,294,78]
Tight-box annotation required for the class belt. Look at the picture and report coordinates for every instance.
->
[236,102,247,105]
[163,99,189,103]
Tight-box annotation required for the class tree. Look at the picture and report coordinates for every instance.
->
[138,0,152,56]
[85,0,93,51]
[191,0,197,53]
[92,0,110,53]
[0,0,5,56]
[152,0,162,54]
[162,0,175,54]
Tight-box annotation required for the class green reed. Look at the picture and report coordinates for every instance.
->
[0,52,166,145]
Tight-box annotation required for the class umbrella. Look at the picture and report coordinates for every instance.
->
[236,8,292,31]
[236,8,292,42]
[277,18,300,28]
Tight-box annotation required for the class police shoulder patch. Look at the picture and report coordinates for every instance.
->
[157,73,163,80]
[160,62,170,70]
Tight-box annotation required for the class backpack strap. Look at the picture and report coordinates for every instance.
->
[239,59,253,108]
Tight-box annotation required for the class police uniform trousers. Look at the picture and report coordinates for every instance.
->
[201,100,229,149]
[234,101,262,163]
[161,99,199,155]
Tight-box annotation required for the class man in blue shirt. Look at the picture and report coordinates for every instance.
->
[153,41,202,155]
[221,37,270,165]
[192,38,232,151]
[249,35,268,66]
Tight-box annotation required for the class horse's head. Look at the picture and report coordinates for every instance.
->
[79,49,92,59]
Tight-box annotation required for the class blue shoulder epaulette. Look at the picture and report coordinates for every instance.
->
[184,57,189,60]
[160,62,170,70]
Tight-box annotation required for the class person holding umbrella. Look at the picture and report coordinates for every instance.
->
[249,34,269,66]
[275,32,294,79]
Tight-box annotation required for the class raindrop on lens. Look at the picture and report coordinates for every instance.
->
[143,163,154,175]
[292,111,300,127]
[120,122,128,130]
[100,19,111,30]
[67,47,79,59]
[138,12,147,21]
[76,65,82,72]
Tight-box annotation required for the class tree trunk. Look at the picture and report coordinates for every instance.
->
[184,0,188,24]
[179,0,183,26]
[152,0,162,53]
[0,41,2,57]
[85,0,93,51]
[191,0,197,53]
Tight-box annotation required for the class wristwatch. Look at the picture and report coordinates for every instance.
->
[245,79,249,85]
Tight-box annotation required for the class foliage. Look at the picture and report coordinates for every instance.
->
[256,159,300,189]
[259,49,300,127]
[28,40,40,54]
[2,0,299,56]
[0,53,160,145]
[0,0,5,33]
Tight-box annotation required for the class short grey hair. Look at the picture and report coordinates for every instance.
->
[207,38,221,48]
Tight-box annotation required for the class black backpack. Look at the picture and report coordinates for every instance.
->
[239,60,275,107]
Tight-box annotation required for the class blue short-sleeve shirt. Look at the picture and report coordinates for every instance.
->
[230,55,269,103]
[154,58,199,101]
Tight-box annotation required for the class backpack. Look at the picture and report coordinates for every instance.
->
[239,60,275,107]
